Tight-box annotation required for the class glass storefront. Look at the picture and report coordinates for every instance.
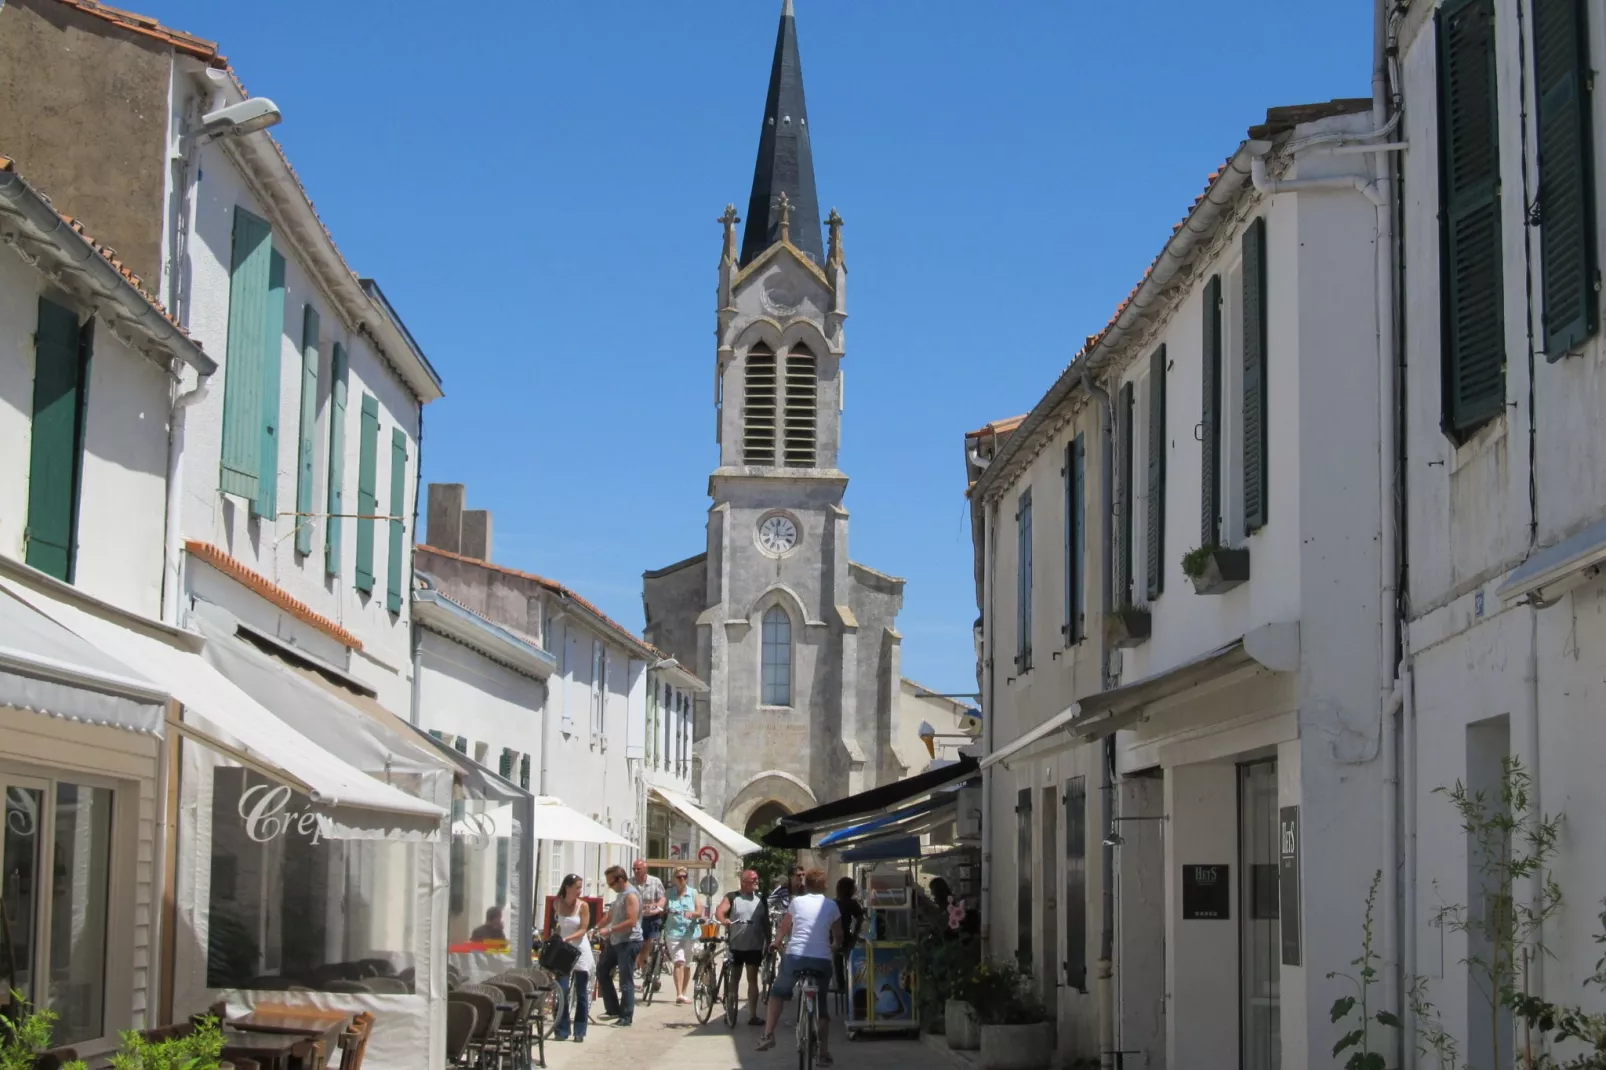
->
[0,774,115,1045]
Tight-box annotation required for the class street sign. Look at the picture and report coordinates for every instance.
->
[698,845,719,865]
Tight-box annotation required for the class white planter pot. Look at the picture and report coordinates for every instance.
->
[978,1021,1054,1070]
[946,999,980,1050]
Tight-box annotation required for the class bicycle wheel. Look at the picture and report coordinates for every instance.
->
[541,982,567,1039]
[796,992,816,1070]
[760,950,778,1006]
[693,960,716,1024]
[721,960,739,1028]
[640,944,661,1006]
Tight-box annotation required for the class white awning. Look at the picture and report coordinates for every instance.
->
[0,576,442,836]
[530,796,634,846]
[651,785,761,857]
[0,585,168,734]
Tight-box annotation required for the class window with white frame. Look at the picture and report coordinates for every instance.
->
[761,605,792,706]
[591,641,605,742]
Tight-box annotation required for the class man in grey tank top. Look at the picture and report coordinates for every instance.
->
[596,865,643,1026]
[715,868,771,1024]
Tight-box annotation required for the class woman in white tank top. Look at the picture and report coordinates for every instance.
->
[551,875,595,1042]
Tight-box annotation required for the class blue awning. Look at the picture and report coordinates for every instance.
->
[818,796,946,847]
[840,836,924,863]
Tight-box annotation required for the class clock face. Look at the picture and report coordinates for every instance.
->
[757,514,799,556]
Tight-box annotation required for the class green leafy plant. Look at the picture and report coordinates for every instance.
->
[1329,870,1401,1069]
[740,822,795,896]
[916,931,980,1024]
[109,1017,224,1070]
[954,960,1048,1026]
[0,992,87,1070]
[1180,544,1225,579]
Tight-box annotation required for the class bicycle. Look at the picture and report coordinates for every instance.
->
[691,934,724,1024]
[638,937,666,1006]
[759,944,780,1007]
[793,966,828,1070]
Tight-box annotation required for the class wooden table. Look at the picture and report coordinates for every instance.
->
[225,1009,350,1070]
[220,1027,310,1070]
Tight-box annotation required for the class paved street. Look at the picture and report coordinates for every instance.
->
[539,996,941,1070]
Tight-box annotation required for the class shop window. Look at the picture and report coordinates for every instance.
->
[206,769,421,989]
[0,779,114,1046]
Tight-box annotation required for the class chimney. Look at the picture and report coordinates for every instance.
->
[426,483,465,554]
[461,509,493,562]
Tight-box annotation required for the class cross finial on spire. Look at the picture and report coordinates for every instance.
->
[719,204,741,262]
[826,207,844,268]
[777,191,792,245]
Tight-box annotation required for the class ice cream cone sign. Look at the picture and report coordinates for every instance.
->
[918,720,936,759]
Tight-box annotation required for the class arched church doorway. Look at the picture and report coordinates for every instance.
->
[745,800,791,839]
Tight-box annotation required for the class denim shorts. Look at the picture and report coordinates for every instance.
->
[642,916,665,940]
[770,954,833,1009]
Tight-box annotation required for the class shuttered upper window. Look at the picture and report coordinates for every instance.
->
[743,344,778,465]
[1016,489,1033,672]
[355,394,379,594]
[1534,0,1598,358]
[325,343,348,577]
[1117,383,1135,605]
[1437,0,1507,436]
[387,427,408,614]
[1201,275,1224,547]
[294,305,320,557]
[1146,347,1167,601]
[783,345,818,467]
[252,250,286,521]
[25,298,91,582]
[220,207,273,504]
[1242,217,1269,533]
[1063,435,1085,644]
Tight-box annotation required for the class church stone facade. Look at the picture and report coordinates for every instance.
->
[642,0,907,846]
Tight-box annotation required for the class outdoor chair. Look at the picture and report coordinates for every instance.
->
[363,977,409,994]
[448,989,500,1070]
[462,984,518,1070]
[483,980,532,1070]
[336,1012,374,1070]
[323,980,373,994]
[445,1002,479,1068]
[357,958,396,977]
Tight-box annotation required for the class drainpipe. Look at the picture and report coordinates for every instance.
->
[979,501,997,959]
[1082,368,1120,1069]
[161,369,211,625]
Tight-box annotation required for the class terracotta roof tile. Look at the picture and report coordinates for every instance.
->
[185,540,364,651]
[963,415,1026,438]
[48,0,225,64]
[416,544,703,681]
[1,156,203,353]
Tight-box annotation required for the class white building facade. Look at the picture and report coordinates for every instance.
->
[1398,0,1606,1062]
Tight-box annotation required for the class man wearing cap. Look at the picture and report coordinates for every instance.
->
[716,869,772,1025]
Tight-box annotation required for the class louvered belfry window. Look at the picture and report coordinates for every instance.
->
[743,344,778,464]
[1437,0,1507,436]
[1534,0,1598,358]
[783,345,819,467]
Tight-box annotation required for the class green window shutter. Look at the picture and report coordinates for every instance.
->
[1117,382,1135,605]
[428,728,443,741]
[454,736,468,755]
[1063,435,1085,643]
[498,748,514,779]
[251,250,286,520]
[388,427,408,614]
[325,343,348,577]
[355,394,379,593]
[1015,489,1033,671]
[294,305,320,556]
[1201,275,1223,546]
[1146,345,1166,601]
[220,207,273,501]
[1437,0,1506,434]
[1535,0,1598,358]
[1243,217,1269,533]
[519,754,531,790]
[25,299,90,582]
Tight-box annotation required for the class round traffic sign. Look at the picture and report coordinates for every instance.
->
[698,845,719,865]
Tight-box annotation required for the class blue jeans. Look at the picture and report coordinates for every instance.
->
[555,970,589,1040]
[597,940,641,1021]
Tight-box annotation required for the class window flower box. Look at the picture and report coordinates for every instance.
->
[1104,606,1151,648]
[1181,545,1250,595]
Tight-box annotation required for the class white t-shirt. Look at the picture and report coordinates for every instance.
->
[785,893,841,960]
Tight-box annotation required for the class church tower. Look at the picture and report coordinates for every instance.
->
[643,0,906,854]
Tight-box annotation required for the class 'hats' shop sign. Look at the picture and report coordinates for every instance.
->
[1182,863,1230,920]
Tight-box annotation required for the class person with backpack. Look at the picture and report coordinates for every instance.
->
[714,868,771,1025]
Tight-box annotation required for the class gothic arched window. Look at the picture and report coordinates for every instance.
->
[743,344,778,464]
[761,605,792,706]
[783,344,818,467]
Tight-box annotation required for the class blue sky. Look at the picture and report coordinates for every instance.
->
[142,0,1369,693]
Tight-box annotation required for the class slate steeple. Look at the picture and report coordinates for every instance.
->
[740,0,824,267]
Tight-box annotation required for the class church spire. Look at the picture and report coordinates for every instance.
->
[739,0,823,268]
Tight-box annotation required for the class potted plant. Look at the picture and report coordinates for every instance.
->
[0,993,86,1070]
[1104,604,1151,648]
[962,963,1054,1069]
[1181,543,1250,595]
[109,1016,225,1070]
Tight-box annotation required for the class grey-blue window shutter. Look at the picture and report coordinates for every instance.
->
[1242,217,1269,533]
[294,304,320,556]
[1146,345,1166,601]
[1201,275,1223,546]
[1534,0,1598,357]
